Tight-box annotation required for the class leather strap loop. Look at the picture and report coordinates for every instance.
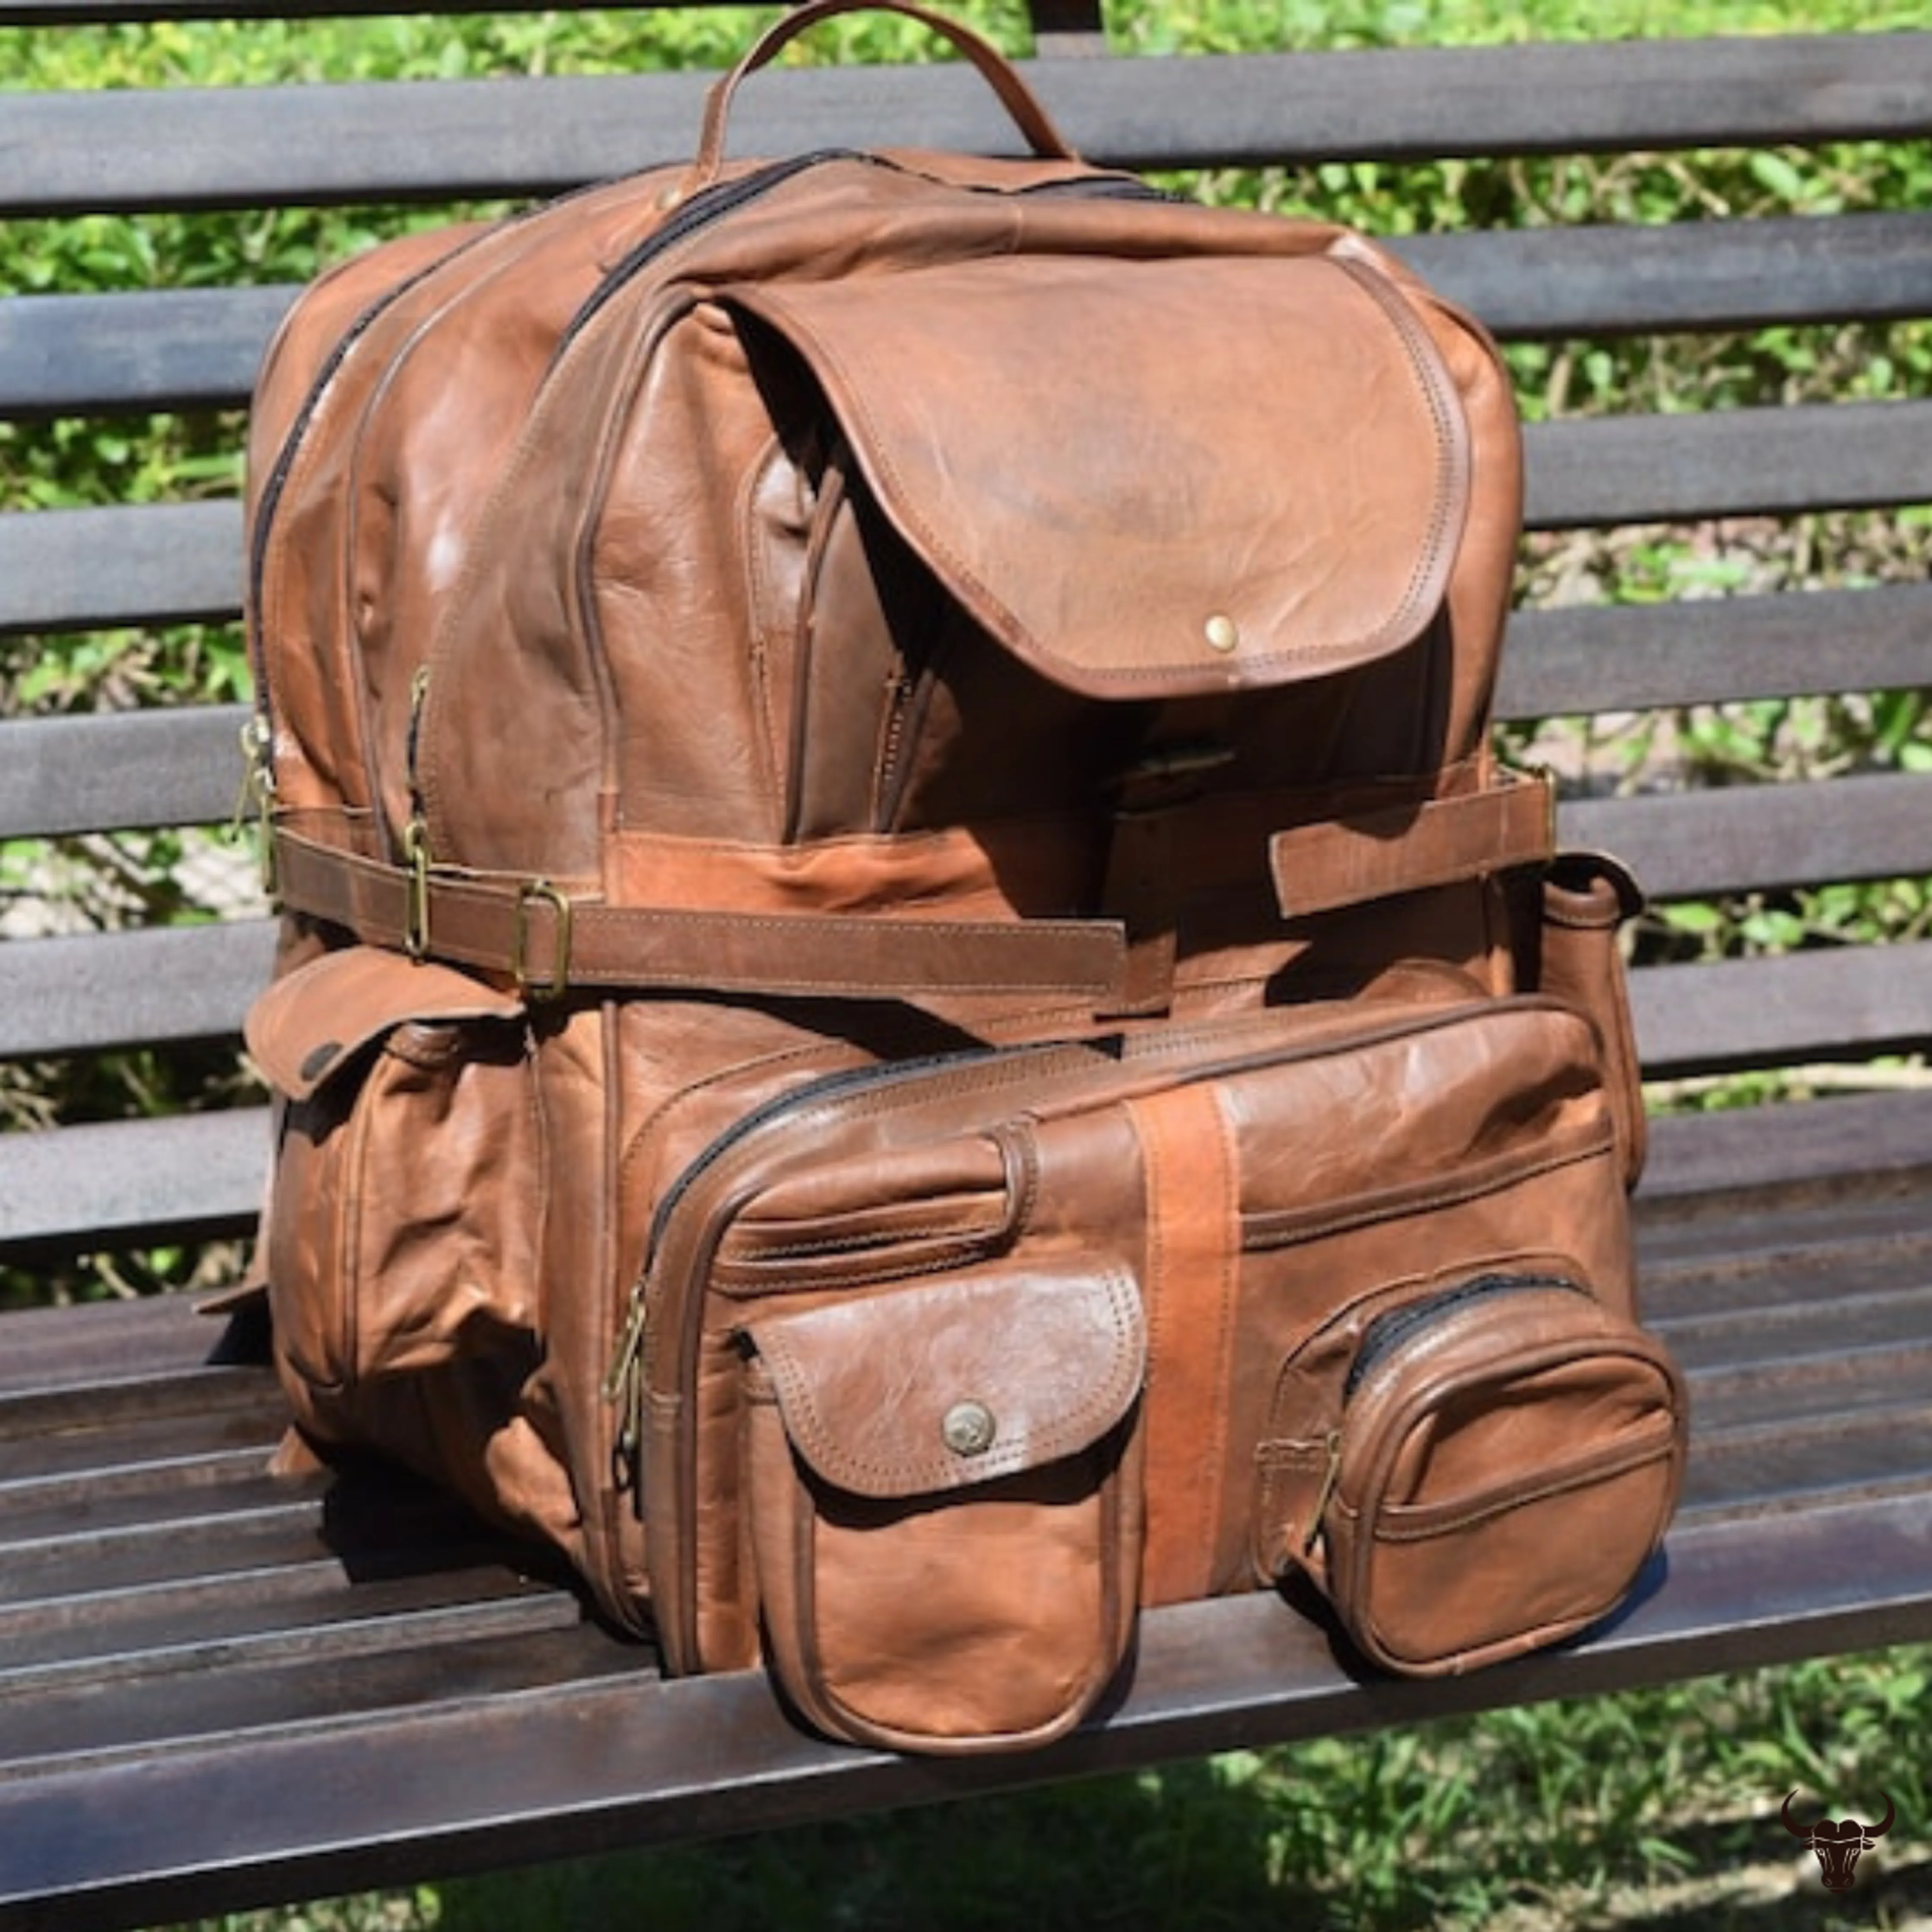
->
[274,828,1128,1001]
[687,0,1079,197]
[1269,768,1555,922]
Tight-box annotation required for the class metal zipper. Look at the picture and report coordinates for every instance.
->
[1343,1272,1586,1402]
[601,1041,1008,1437]
[245,229,492,742]
[547,150,865,372]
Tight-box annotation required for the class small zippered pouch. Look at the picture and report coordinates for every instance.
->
[1255,1269,1687,1676]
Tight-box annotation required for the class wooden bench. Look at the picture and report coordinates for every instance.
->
[6,3,1932,1924]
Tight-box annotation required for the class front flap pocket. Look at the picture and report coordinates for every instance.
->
[244,945,540,1398]
[245,943,524,1100]
[742,1259,1145,1754]
[1261,1273,1686,1678]
[722,248,1468,700]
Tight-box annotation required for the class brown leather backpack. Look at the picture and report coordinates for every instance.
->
[241,0,1684,1753]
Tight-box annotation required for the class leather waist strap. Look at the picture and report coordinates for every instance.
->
[1269,768,1554,922]
[276,768,1551,1001]
[275,829,1131,1001]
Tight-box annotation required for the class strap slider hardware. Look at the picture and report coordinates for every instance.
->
[513,880,573,1003]
[401,819,432,962]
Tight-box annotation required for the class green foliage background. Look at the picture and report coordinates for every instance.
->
[5,0,1931,1922]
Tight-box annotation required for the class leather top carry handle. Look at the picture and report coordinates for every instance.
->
[687,0,1080,194]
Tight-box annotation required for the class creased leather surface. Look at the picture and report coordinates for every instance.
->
[724,249,1468,696]
[238,2,1668,1751]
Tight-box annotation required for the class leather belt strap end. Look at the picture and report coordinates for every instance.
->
[1269,770,1555,922]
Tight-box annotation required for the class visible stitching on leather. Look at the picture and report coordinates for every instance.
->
[730,263,1473,692]
[1365,1427,1677,1543]
[759,1264,1143,1494]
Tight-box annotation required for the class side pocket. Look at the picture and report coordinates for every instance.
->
[1534,852,1647,1188]
[246,945,541,1398]
[740,1258,1145,1754]
[1256,1270,1686,1677]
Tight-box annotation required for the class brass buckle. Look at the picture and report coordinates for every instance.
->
[513,880,572,1003]
[402,819,432,962]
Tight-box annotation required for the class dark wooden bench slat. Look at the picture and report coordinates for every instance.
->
[0,1109,266,1253]
[1398,208,1932,341]
[0,705,253,840]
[1641,1187,1932,1317]
[1499,583,1932,722]
[8,35,1932,219]
[1526,397,1932,530]
[1641,1084,1932,1212]
[4,946,1927,1259]
[0,921,275,1058]
[1,1089,1928,1930]
[8,772,1932,1065]
[5,576,1926,854]
[2,1484,1927,1932]
[1,1393,281,1484]
[1631,941,1932,1079]
[0,286,298,420]
[0,500,243,636]
[0,1617,633,1785]
[9,402,1927,638]
[0,1290,245,1398]
[0,1576,591,1711]
[1568,771,1932,904]
[15,211,1931,421]
[0,1480,321,1605]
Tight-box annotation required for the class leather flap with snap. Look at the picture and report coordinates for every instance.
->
[748,1260,1145,1500]
[723,248,1469,699]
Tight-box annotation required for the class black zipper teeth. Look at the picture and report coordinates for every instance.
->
[1015,175,1177,202]
[550,153,1177,372]
[246,229,500,714]
[641,1042,1009,1271]
[1345,1273,1586,1401]
[250,158,1168,731]
[245,163,667,733]
[548,149,866,370]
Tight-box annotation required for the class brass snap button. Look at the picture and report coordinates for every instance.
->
[941,1400,997,1458]
[1204,613,1239,654]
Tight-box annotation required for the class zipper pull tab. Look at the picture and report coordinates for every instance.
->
[603,1283,650,1494]
[399,665,436,958]
[1303,1429,1344,1557]
[407,663,432,791]
[229,714,278,894]
[602,1284,648,1405]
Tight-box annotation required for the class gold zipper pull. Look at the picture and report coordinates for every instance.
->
[230,714,278,893]
[1302,1428,1344,1557]
[602,1283,651,1494]
[602,1284,649,1405]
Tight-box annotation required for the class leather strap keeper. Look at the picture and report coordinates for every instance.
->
[274,828,1132,1000]
[1269,769,1554,922]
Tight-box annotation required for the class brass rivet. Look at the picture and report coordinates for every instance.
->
[941,1400,997,1458]
[1204,613,1239,654]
